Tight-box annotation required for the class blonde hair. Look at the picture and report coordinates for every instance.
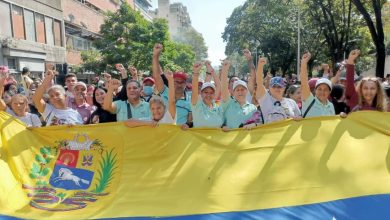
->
[356,77,387,112]
[10,94,29,112]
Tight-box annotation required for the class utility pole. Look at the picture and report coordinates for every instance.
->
[297,8,301,81]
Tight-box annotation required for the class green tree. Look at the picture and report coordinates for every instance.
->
[351,0,386,77]
[172,27,208,61]
[82,3,195,74]
[222,0,320,74]
[80,50,106,73]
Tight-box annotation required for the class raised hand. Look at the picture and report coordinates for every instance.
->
[102,72,112,81]
[108,78,121,91]
[164,70,173,81]
[153,43,163,57]
[115,63,125,71]
[222,60,231,72]
[193,62,202,74]
[205,60,214,72]
[243,49,252,61]
[321,63,330,71]
[45,70,57,78]
[265,72,273,80]
[347,49,360,64]
[128,66,138,77]
[301,52,311,64]
[258,57,267,67]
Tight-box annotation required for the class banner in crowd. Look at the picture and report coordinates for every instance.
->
[0,111,389,219]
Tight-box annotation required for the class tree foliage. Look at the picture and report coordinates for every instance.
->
[172,27,208,61]
[223,0,303,74]
[82,3,195,74]
[351,0,387,77]
[223,0,377,75]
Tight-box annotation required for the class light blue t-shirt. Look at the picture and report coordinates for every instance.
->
[302,94,335,118]
[114,99,151,122]
[221,96,258,129]
[192,99,223,128]
[160,86,191,125]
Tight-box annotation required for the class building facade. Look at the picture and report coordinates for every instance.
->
[0,0,153,81]
[154,0,191,36]
[0,0,65,78]
[62,0,136,67]
[134,0,153,22]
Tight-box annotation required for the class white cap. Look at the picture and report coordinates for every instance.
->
[233,80,248,91]
[315,78,332,90]
[74,81,87,90]
[200,82,216,91]
[97,80,104,87]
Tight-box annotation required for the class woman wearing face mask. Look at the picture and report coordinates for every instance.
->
[124,72,176,127]
[89,87,117,124]
[344,49,387,112]
[142,77,155,101]
[256,58,301,123]
[0,77,41,127]
[300,52,335,118]
[191,61,223,128]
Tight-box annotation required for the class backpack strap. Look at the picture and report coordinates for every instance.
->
[257,105,265,124]
[126,102,133,119]
[302,99,316,118]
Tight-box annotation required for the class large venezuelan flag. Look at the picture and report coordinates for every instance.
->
[0,111,389,219]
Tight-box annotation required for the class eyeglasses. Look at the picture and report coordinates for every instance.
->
[274,101,281,106]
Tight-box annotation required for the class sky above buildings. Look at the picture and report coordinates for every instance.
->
[150,0,246,65]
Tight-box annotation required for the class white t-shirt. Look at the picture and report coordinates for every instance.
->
[258,92,301,124]
[43,103,83,126]
[6,108,42,127]
[158,111,176,125]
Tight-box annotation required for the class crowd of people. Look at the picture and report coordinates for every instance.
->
[0,44,389,130]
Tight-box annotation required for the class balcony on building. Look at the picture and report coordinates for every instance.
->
[134,0,153,21]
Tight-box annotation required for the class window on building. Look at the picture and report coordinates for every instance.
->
[45,17,54,45]
[53,20,62,46]
[0,1,12,37]
[12,5,25,39]
[24,9,36,42]
[74,37,83,50]
[66,34,74,49]
[35,13,45,43]
[7,58,16,70]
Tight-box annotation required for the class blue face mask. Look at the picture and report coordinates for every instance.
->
[143,86,154,96]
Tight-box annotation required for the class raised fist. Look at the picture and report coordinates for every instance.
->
[257,57,267,66]
[128,66,137,77]
[348,49,360,63]
[115,63,125,71]
[243,49,252,61]
[153,43,163,56]
[222,60,231,72]
[301,52,311,64]
[164,70,173,81]
[45,70,57,78]
[193,62,202,74]
[108,78,121,90]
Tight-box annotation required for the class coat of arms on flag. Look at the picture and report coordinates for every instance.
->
[23,133,119,211]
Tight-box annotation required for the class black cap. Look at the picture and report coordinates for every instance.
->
[22,67,29,73]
